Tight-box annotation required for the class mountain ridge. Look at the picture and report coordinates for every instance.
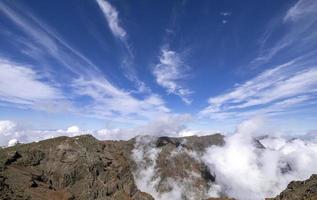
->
[0,134,316,200]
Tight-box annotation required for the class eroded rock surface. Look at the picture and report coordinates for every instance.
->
[0,135,153,200]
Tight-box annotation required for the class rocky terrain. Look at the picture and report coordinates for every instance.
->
[267,174,317,200]
[0,134,316,200]
[130,134,226,199]
[0,135,152,200]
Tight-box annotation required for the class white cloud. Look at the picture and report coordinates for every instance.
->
[0,115,191,146]
[96,0,126,40]
[0,1,100,75]
[284,0,317,22]
[131,135,221,200]
[94,114,224,140]
[0,59,63,106]
[72,77,169,122]
[153,48,192,104]
[130,117,317,200]
[0,120,16,133]
[96,114,192,140]
[95,0,149,94]
[0,120,18,147]
[131,136,161,196]
[0,1,170,123]
[2,118,317,200]
[200,59,317,119]
[8,139,18,147]
[251,0,317,66]
[66,125,80,133]
[177,129,219,137]
[0,122,90,147]
[202,117,317,199]
[135,114,191,136]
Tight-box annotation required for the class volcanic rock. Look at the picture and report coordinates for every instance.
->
[0,135,153,200]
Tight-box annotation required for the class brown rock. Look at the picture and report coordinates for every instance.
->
[267,174,317,200]
[0,135,153,200]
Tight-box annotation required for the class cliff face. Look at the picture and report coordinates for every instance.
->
[0,134,316,200]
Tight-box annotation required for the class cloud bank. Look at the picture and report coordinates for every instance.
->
[132,136,221,200]
[0,114,193,146]
[0,121,85,147]
[130,118,317,200]
[202,118,317,199]
[2,117,317,200]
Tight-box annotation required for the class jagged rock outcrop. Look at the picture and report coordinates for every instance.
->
[268,174,317,200]
[0,135,153,200]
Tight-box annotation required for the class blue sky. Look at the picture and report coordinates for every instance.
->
[0,0,317,133]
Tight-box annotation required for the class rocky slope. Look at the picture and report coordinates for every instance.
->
[267,174,317,200]
[0,135,153,200]
[0,134,316,200]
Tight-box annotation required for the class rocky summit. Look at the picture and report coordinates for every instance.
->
[0,134,316,200]
[0,135,152,200]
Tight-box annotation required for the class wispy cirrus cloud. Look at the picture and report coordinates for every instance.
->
[251,0,317,66]
[0,1,169,124]
[72,77,169,122]
[0,0,100,75]
[200,57,317,119]
[0,59,68,111]
[95,0,150,94]
[152,1,194,105]
[96,0,126,40]
[153,48,192,104]
[203,0,317,120]
[284,0,317,22]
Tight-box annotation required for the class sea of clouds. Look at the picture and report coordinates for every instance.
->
[130,118,317,200]
[1,117,317,200]
[201,118,317,199]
